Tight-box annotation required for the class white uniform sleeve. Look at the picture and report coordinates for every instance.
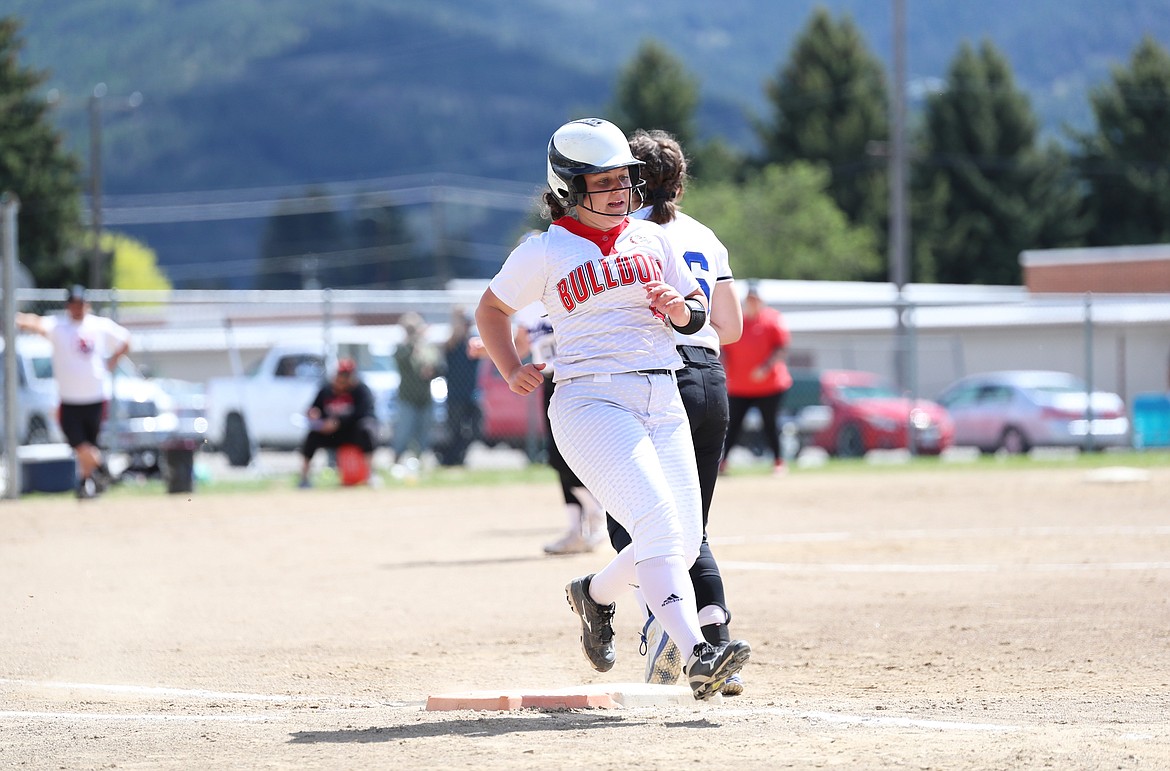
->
[488,233,548,313]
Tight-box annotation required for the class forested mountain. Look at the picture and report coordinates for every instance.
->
[8,0,1170,287]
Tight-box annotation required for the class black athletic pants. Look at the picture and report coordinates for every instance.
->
[725,390,786,463]
[607,345,730,624]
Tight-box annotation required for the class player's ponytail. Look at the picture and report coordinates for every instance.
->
[540,190,569,221]
[629,129,686,226]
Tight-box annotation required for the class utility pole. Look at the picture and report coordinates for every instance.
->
[890,0,916,454]
[889,0,911,396]
[88,84,105,290]
[86,84,143,290]
[889,0,909,293]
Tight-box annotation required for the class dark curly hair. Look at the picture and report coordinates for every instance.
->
[627,129,687,225]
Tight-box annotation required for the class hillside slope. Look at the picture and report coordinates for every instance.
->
[8,0,1170,286]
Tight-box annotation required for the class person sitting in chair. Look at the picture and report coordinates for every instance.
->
[298,358,378,488]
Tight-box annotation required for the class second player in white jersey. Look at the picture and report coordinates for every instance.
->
[491,218,693,382]
[638,208,732,354]
[609,128,748,696]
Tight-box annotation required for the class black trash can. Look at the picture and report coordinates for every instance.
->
[161,438,197,494]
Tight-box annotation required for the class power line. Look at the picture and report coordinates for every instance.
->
[87,173,541,226]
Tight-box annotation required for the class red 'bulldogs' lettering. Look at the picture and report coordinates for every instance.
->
[615,256,637,284]
[568,267,590,304]
[633,253,657,283]
[557,280,575,311]
[600,259,622,289]
[584,262,606,295]
[557,253,664,311]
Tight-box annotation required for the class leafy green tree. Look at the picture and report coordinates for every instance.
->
[756,8,888,252]
[0,17,84,288]
[609,38,750,185]
[683,162,880,281]
[1076,36,1170,246]
[688,136,748,186]
[916,40,1086,285]
[609,39,700,150]
[107,231,171,291]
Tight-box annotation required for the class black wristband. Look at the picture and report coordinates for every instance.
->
[671,296,707,335]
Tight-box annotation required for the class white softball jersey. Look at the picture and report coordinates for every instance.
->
[488,217,700,383]
[632,207,733,354]
[42,313,130,404]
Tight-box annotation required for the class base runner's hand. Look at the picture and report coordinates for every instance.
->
[508,362,547,395]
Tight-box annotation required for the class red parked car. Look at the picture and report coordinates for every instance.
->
[476,358,547,456]
[797,368,954,457]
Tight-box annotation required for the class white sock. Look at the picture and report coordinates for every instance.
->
[588,546,637,604]
[635,554,704,656]
[634,587,650,624]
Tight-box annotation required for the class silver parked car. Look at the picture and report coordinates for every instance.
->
[0,336,67,447]
[935,370,1130,454]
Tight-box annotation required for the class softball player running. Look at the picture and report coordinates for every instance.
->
[475,118,750,700]
[609,129,748,696]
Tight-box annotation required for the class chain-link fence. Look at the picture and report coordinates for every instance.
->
[3,282,1170,496]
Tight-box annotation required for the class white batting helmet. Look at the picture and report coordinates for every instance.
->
[546,118,645,208]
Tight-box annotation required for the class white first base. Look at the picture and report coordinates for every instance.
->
[426,682,710,711]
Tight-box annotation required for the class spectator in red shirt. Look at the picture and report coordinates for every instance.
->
[720,282,793,475]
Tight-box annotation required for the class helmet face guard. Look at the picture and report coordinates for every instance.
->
[547,118,646,214]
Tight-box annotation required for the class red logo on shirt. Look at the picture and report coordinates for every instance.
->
[556,252,663,312]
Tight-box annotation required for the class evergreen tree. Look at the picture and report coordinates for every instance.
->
[256,189,345,290]
[757,8,888,256]
[0,17,84,288]
[349,197,415,288]
[1076,36,1170,247]
[683,162,880,281]
[609,39,700,150]
[916,40,1085,285]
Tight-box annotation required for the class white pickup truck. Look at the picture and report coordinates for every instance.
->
[203,342,414,467]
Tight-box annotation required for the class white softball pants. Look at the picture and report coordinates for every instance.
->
[549,371,703,574]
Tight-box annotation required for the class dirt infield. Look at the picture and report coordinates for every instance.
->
[2,463,1168,770]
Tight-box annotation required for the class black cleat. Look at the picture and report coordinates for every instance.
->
[565,575,616,672]
[686,639,751,701]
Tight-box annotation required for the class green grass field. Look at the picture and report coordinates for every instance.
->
[74,446,1170,499]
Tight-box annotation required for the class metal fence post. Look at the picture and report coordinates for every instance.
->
[2,193,21,498]
[1084,292,1095,452]
[906,299,918,456]
[323,288,334,365]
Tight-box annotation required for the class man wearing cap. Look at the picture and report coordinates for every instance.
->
[297,358,379,488]
[15,285,132,498]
